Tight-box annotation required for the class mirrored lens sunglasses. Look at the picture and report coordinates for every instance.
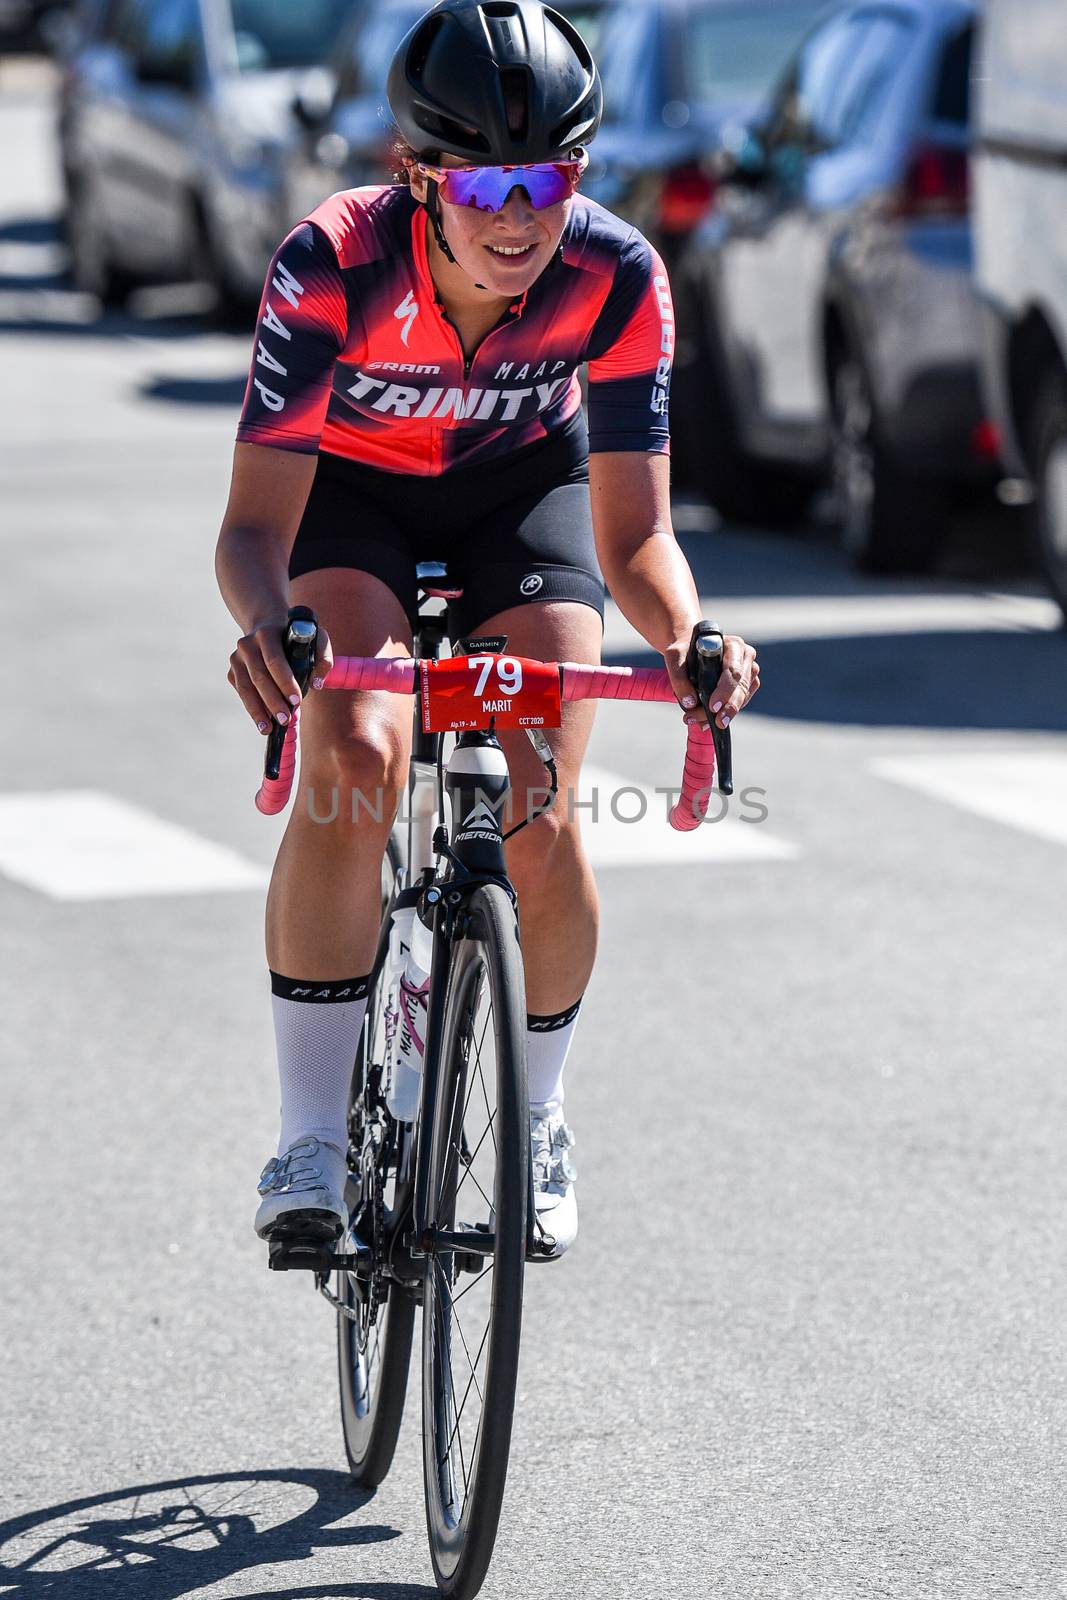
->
[415,153,588,213]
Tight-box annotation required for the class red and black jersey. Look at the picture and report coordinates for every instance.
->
[236,185,674,476]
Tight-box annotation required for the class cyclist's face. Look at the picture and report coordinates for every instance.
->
[417,155,570,295]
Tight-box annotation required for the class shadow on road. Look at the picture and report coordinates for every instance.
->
[606,627,1067,732]
[0,1467,435,1599]
[140,374,249,406]
[0,212,245,342]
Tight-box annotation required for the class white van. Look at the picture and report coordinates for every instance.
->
[974,0,1067,621]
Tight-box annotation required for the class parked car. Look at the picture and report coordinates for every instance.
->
[585,0,831,268]
[0,0,70,51]
[673,0,997,571]
[973,0,1067,623]
[58,0,354,314]
[285,0,825,268]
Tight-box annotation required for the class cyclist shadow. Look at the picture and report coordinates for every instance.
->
[0,1467,436,1600]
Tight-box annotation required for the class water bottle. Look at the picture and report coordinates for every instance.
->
[385,902,432,1123]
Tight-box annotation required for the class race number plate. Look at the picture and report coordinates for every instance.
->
[420,655,563,734]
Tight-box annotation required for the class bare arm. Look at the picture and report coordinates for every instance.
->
[215,442,332,730]
[589,451,759,727]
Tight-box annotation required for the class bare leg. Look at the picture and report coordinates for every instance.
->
[265,569,414,980]
[481,601,603,1016]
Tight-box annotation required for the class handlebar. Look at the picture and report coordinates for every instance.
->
[256,614,735,833]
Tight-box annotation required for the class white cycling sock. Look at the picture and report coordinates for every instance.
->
[526,1000,582,1118]
[271,972,371,1154]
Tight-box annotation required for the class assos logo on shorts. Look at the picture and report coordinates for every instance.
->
[520,574,544,596]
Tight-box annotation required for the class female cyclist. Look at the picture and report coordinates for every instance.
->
[215,0,761,1263]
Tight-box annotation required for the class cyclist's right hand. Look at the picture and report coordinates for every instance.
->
[228,613,334,735]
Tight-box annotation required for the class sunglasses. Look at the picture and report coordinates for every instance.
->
[415,152,588,213]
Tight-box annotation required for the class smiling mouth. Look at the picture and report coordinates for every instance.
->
[485,243,537,259]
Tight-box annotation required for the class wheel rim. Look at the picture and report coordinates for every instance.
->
[832,361,875,554]
[426,953,502,1539]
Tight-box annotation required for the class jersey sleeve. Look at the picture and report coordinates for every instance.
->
[585,232,673,455]
[236,222,348,455]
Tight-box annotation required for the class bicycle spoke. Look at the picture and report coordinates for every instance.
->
[454,1110,496,1208]
[470,1025,499,1160]
[435,1258,484,1408]
[444,1316,491,1468]
[451,1258,493,1305]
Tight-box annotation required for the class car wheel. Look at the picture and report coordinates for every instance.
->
[1028,370,1067,625]
[829,348,945,575]
[193,201,258,329]
[673,283,815,528]
[66,178,131,306]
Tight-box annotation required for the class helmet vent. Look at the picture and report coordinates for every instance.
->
[409,13,446,76]
[500,67,530,140]
[414,104,491,155]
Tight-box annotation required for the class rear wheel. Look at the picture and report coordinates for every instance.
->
[337,834,415,1488]
[422,884,528,1600]
[1028,370,1067,625]
[829,347,946,574]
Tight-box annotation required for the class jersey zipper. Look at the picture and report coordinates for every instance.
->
[436,299,524,383]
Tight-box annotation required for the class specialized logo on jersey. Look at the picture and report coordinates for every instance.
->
[520,574,544,596]
[393,290,419,347]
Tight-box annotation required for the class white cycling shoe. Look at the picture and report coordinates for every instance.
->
[254,1135,348,1243]
[530,1111,578,1261]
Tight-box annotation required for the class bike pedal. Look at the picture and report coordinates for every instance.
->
[266,1213,344,1273]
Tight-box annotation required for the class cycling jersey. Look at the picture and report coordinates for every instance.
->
[236,185,673,476]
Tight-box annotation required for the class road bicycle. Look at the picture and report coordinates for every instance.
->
[252,564,732,1599]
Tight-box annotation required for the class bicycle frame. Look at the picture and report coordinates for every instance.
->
[363,590,542,1284]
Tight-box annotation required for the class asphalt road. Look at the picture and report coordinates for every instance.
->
[3,61,1067,1600]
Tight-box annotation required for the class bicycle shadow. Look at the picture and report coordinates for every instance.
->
[0,1467,435,1600]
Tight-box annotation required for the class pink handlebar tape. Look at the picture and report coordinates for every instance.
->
[559,663,717,831]
[254,656,717,828]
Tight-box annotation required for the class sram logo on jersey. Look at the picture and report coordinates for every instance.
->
[347,368,573,423]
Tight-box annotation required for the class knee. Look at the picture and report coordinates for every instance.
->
[505,804,577,888]
[305,730,406,823]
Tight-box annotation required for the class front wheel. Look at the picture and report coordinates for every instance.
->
[421,883,529,1600]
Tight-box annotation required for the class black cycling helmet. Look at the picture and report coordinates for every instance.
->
[387,0,603,165]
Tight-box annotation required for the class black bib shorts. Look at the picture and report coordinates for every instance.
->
[289,417,606,642]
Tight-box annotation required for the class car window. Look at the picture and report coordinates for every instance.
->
[116,0,201,79]
[684,1,829,105]
[596,3,658,122]
[228,0,350,72]
[770,8,915,151]
[336,4,423,99]
[931,21,972,126]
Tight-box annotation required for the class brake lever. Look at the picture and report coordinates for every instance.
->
[264,605,318,783]
[686,620,734,796]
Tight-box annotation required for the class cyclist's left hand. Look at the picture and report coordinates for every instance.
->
[664,632,760,731]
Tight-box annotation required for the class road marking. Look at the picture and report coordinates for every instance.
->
[871,751,1067,848]
[0,791,268,900]
[573,764,798,868]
